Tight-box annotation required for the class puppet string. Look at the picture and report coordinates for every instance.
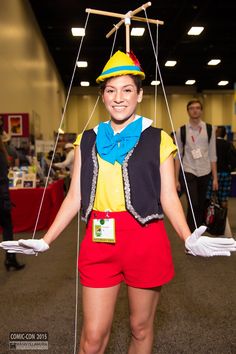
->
[143,8,198,229]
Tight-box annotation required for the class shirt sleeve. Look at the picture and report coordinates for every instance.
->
[160,130,177,164]
[74,133,82,146]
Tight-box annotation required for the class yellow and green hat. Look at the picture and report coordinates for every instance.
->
[96,50,145,83]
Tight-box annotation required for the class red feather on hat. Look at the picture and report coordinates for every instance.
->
[127,51,144,72]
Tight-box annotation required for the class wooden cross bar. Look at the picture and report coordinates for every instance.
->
[85,2,164,53]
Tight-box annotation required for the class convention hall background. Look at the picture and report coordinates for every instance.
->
[0,1,236,353]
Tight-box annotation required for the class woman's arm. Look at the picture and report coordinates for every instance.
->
[43,146,81,245]
[160,154,191,241]
[210,161,218,190]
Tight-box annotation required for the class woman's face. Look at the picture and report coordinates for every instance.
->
[102,75,143,130]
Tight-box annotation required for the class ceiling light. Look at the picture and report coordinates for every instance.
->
[151,80,160,85]
[165,61,177,67]
[207,59,221,66]
[185,80,196,85]
[187,26,204,35]
[217,80,229,86]
[131,28,145,36]
[80,81,90,87]
[71,28,85,36]
[76,61,88,68]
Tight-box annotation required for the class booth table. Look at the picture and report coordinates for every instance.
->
[10,179,65,233]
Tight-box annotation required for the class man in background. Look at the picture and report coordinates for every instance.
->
[53,143,74,177]
[175,99,218,232]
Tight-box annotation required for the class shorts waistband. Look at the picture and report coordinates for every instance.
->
[88,210,162,229]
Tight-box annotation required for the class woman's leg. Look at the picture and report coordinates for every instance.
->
[79,284,121,354]
[127,286,161,354]
[0,207,25,271]
[1,209,13,241]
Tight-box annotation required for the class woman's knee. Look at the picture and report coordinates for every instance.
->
[80,326,110,354]
[129,316,153,342]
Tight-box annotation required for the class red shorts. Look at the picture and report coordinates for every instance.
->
[78,211,174,288]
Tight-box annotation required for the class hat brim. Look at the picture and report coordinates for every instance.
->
[96,69,145,84]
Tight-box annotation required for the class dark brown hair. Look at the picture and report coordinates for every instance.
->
[186,99,203,110]
[99,74,142,94]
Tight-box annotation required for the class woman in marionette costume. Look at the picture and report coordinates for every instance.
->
[1,50,236,354]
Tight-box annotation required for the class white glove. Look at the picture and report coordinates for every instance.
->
[0,239,49,255]
[185,226,236,257]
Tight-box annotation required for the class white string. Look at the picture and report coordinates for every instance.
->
[153,24,159,127]
[29,11,93,354]
[73,212,80,354]
[81,96,101,135]
[32,12,91,239]
[72,97,100,354]
[143,9,198,229]
[110,27,118,57]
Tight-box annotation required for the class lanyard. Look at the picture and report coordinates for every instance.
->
[191,126,202,143]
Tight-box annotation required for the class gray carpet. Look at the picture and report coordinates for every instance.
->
[0,198,236,354]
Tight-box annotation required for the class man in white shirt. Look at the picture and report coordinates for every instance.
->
[175,99,218,232]
[53,143,74,177]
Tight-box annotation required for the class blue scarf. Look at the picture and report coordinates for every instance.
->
[96,118,142,164]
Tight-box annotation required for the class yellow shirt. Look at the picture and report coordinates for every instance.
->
[74,130,176,211]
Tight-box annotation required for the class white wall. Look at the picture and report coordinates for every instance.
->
[0,0,65,140]
[65,86,235,136]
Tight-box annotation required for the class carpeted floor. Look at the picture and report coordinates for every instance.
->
[0,197,236,354]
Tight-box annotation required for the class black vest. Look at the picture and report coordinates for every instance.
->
[80,126,164,225]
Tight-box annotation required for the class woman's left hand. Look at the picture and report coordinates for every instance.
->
[185,226,236,257]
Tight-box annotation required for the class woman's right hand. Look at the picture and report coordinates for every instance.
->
[0,239,49,255]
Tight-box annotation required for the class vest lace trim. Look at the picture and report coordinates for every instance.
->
[81,144,98,222]
[122,147,164,225]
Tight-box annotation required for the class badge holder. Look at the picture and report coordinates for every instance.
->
[92,213,116,243]
[191,148,202,159]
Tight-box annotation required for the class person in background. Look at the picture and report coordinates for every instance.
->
[206,125,236,236]
[207,126,233,208]
[174,99,218,232]
[53,142,75,177]
[0,134,25,271]
[2,131,20,168]
[16,140,31,167]
[1,51,236,354]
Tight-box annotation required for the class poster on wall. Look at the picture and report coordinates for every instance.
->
[1,113,29,137]
[8,115,23,136]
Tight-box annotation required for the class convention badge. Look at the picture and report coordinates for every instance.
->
[92,218,116,243]
[191,148,202,159]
